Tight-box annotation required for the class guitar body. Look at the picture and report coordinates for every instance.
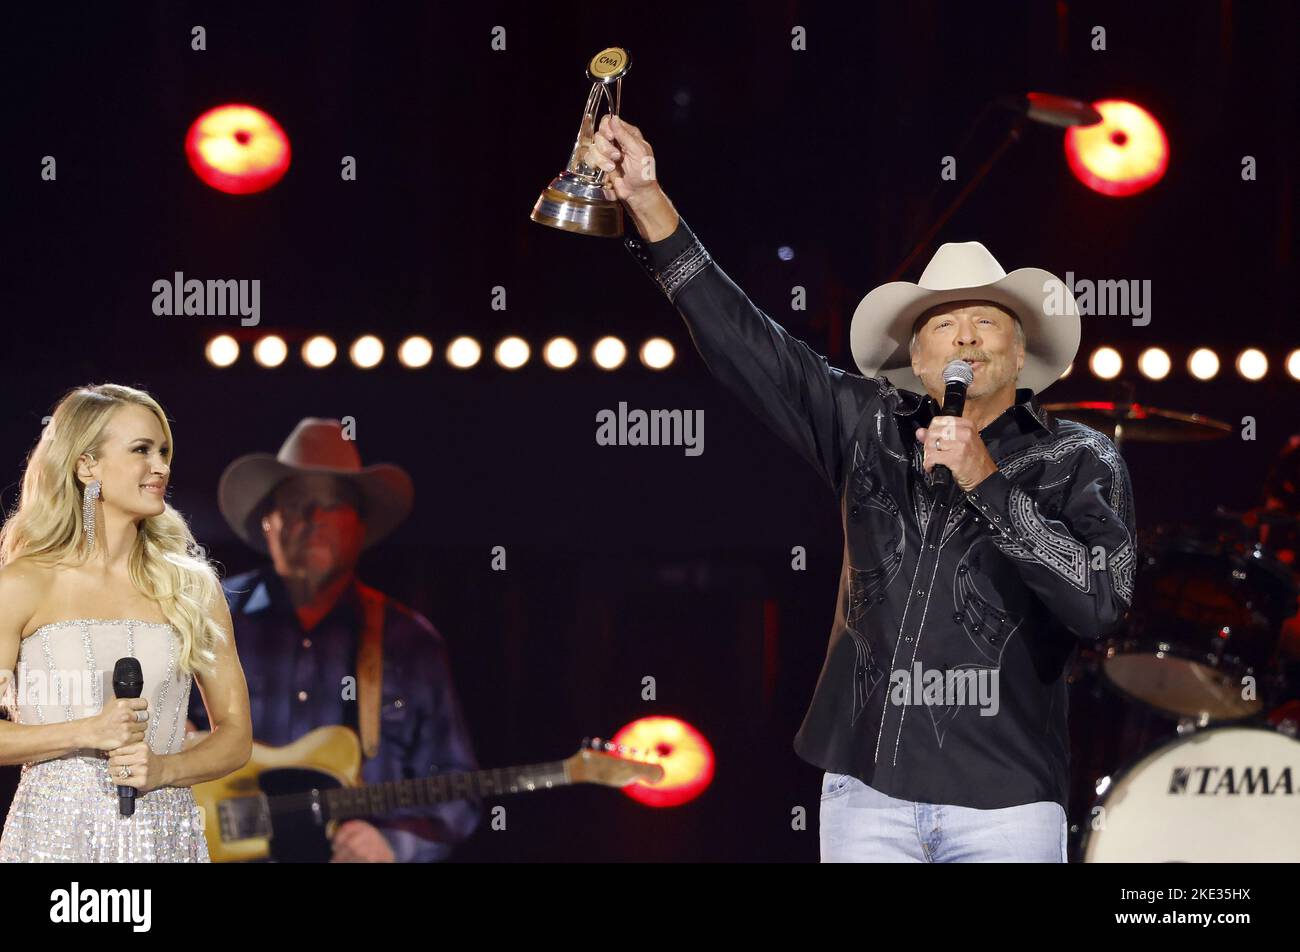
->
[193,725,362,863]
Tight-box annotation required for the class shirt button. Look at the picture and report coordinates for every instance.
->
[915,589,924,596]
[952,612,965,623]
[957,565,968,575]
[297,690,309,702]
[928,543,936,550]
[301,638,312,649]
[904,636,913,643]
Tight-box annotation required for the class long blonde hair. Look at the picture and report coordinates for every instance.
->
[0,384,225,677]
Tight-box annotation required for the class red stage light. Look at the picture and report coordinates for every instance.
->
[1064,99,1168,197]
[613,715,714,808]
[185,104,291,194]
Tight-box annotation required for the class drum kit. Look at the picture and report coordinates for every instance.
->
[1045,400,1300,863]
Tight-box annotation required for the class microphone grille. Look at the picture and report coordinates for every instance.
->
[942,359,975,386]
[113,657,144,684]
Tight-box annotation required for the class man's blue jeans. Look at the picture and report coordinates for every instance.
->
[819,772,1068,862]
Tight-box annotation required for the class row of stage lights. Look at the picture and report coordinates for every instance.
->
[208,336,1300,381]
[204,334,678,371]
[1075,347,1300,382]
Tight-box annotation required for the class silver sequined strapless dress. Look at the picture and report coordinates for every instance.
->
[0,619,209,862]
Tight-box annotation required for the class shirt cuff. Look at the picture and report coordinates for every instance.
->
[623,217,714,303]
[963,468,1018,540]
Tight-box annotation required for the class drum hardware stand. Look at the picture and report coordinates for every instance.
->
[1176,713,1210,735]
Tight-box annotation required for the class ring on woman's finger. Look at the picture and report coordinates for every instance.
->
[135,710,148,722]
[935,436,945,451]
[118,766,132,779]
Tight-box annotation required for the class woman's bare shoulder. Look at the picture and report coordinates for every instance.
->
[0,558,55,635]
[0,557,55,592]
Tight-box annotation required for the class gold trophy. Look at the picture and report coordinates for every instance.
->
[530,47,632,237]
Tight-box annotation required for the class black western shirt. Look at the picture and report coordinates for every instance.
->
[624,217,1137,810]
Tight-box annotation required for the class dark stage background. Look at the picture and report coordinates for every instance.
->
[2,1,1296,861]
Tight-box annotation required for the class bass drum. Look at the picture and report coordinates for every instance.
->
[1081,726,1300,862]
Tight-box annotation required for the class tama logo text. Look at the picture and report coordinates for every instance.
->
[1168,765,1294,795]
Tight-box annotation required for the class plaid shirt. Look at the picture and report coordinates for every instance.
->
[189,568,480,861]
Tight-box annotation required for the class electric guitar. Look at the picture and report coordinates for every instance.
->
[190,725,663,862]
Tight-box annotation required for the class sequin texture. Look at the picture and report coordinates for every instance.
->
[0,619,209,863]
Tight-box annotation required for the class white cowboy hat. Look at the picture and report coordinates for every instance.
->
[849,241,1080,395]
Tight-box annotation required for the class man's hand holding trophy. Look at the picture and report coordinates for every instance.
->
[530,47,678,243]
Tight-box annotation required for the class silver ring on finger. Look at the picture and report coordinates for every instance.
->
[135,710,148,722]
[935,435,944,451]
[119,766,132,779]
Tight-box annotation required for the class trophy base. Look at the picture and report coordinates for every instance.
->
[530,172,624,237]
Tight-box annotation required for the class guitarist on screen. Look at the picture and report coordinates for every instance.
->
[186,418,481,862]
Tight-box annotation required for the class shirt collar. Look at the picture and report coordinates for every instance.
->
[242,565,364,630]
[893,386,1053,434]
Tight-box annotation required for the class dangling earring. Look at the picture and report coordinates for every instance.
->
[83,479,101,549]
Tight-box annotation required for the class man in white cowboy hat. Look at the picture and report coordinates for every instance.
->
[592,116,1135,862]
[186,419,480,862]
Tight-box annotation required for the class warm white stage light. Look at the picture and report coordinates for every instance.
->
[640,337,676,370]
[302,335,338,368]
[593,336,627,370]
[206,335,239,367]
[495,336,530,369]
[447,336,482,369]
[253,335,287,368]
[1137,347,1171,380]
[544,337,578,369]
[1188,348,1220,380]
[398,336,434,368]
[1287,349,1300,382]
[350,335,385,369]
[1089,346,1122,380]
[1236,348,1268,381]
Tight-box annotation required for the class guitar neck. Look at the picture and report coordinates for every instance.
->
[324,760,572,820]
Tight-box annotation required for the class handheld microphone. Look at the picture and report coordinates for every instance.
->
[931,359,975,490]
[112,657,144,818]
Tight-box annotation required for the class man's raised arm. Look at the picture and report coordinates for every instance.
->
[591,114,880,493]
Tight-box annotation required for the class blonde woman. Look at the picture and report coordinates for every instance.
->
[0,384,251,862]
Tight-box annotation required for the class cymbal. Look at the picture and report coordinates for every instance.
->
[1044,401,1231,443]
